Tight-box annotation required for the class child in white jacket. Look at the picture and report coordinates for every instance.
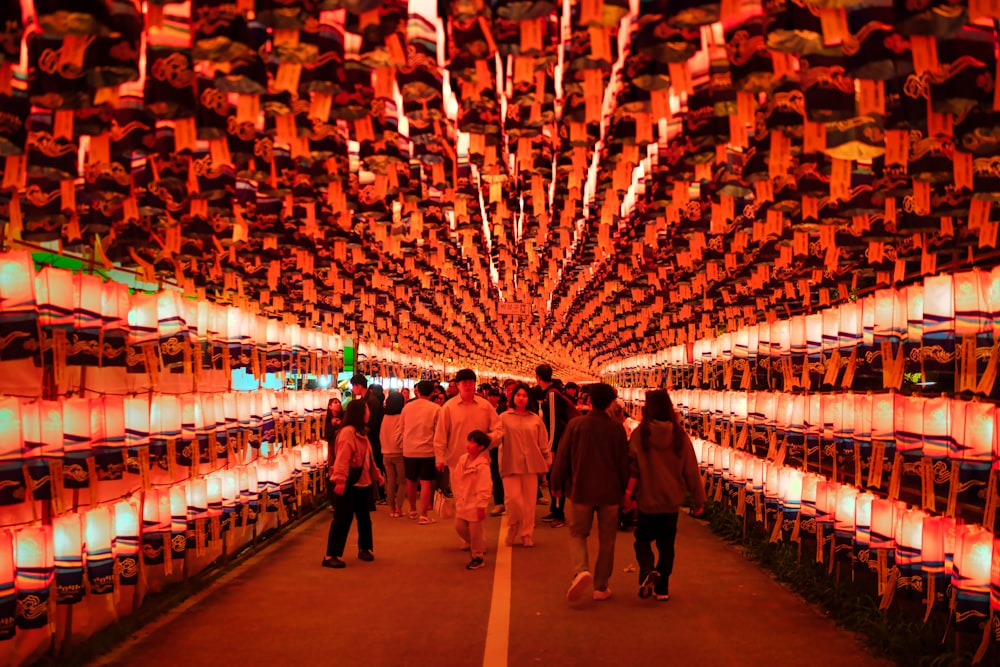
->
[454,430,493,570]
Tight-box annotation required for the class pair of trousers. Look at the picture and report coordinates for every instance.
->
[502,474,539,538]
[489,449,504,505]
[383,455,406,509]
[634,511,678,594]
[326,485,374,558]
[454,517,487,558]
[568,501,619,591]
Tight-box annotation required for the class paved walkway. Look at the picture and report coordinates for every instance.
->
[90,502,886,667]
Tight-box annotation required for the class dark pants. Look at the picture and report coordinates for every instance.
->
[633,511,678,595]
[546,469,565,519]
[326,485,374,558]
[490,449,504,505]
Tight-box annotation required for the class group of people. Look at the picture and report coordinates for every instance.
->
[319,364,706,604]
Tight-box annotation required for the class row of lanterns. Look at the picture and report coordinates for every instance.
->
[603,267,999,372]
[0,441,328,659]
[0,388,340,507]
[692,437,998,645]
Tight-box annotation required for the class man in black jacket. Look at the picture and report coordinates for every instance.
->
[535,364,577,527]
[351,374,384,472]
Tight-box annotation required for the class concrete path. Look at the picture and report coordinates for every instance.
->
[90,503,886,667]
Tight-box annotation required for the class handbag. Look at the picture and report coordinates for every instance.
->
[433,488,455,520]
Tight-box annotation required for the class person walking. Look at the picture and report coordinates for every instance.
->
[434,369,501,504]
[498,383,551,547]
[550,383,629,603]
[535,364,577,528]
[323,399,384,568]
[380,390,406,518]
[401,380,441,523]
[623,390,706,602]
[453,430,494,570]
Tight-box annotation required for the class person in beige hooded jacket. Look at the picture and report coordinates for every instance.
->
[623,390,706,602]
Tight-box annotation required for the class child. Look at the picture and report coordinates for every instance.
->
[454,430,493,570]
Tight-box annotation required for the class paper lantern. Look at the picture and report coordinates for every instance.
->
[834,485,859,535]
[822,306,840,351]
[748,324,759,360]
[85,507,114,595]
[893,394,924,453]
[789,316,806,357]
[871,392,895,449]
[922,397,952,460]
[127,292,159,346]
[873,287,906,341]
[815,481,839,524]
[169,484,187,560]
[53,513,83,605]
[62,397,93,489]
[854,491,875,551]
[14,525,53,629]
[0,251,39,361]
[732,452,746,485]
[860,296,875,347]
[952,525,993,629]
[142,488,171,567]
[923,515,950,577]
[953,271,990,336]
[187,478,208,520]
[838,301,861,349]
[113,500,140,586]
[35,265,74,330]
[896,507,927,580]
[905,285,925,343]
[124,396,151,449]
[805,314,823,357]
[207,474,223,517]
[0,530,14,640]
[870,498,904,549]
[801,473,819,518]
[951,400,994,463]
[100,281,130,367]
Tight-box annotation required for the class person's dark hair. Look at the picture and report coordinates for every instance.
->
[535,364,553,383]
[509,383,532,410]
[342,398,369,432]
[640,389,681,453]
[384,390,405,415]
[369,384,385,404]
[588,383,617,411]
[486,386,501,398]
[564,382,579,394]
[416,379,436,397]
[350,373,368,388]
[467,430,490,450]
[327,397,342,414]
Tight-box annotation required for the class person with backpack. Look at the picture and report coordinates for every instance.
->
[535,364,580,528]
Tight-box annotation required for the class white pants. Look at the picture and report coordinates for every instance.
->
[502,474,539,538]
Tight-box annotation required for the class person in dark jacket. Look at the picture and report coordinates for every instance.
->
[535,364,575,527]
[551,383,629,604]
[351,374,385,471]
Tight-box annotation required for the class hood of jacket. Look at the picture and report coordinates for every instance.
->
[639,420,678,451]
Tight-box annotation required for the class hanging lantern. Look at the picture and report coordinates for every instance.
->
[113,500,140,587]
[0,252,39,362]
[0,397,23,506]
[870,498,902,549]
[896,507,927,587]
[84,507,114,595]
[854,491,875,560]
[123,396,150,479]
[62,398,92,490]
[169,484,187,562]
[838,301,862,350]
[150,393,182,474]
[952,525,993,631]
[21,400,63,502]
[894,394,924,454]
[800,473,819,520]
[923,515,950,585]
[141,488,171,570]
[14,525,52,630]
[53,513,83,605]
[922,397,952,461]
[822,305,840,352]
[0,530,14,641]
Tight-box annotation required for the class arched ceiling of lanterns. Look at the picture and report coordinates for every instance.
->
[0,0,997,381]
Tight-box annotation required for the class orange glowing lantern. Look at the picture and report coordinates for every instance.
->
[789,315,806,357]
[834,485,858,535]
[953,525,993,630]
[896,507,927,579]
[100,280,130,367]
[53,513,83,604]
[951,400,994,463]
[62,397,92,489]
[0,529,14,639]
[906,285,924,344]
[0,397,23,505]
[839,301,861,349]
[14,525,53,629]
[922,515,950,578]
[854,491,875,552]
[127,292,159,346]
[894,394,924,453]
[113,500,140,586]
[0,251,39,361]
[870,498,905,549]
[953,270,990,336]
[822,305,840,352]
[806,314,823,357]
[85,507,114,595]
[860,295,875,347]
[922,396,952,460]
[923,274,955,338]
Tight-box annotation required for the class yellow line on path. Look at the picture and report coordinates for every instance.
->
[483,514,512,667]
[87,511,326,667]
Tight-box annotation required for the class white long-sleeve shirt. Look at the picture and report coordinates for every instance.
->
[433,395,502,468]
[400,398,440,458]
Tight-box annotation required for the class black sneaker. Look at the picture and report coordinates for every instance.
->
[322,557,346,569]
[638,571,660,599]
[358,549,375,562]
[466,557,485,570]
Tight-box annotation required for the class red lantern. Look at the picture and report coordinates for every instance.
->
[14,525,53,628]
[923,274,955,337]
[922,397,952,460]
[953,270,990,336]
[893,394,924,453]
[906,285,924,343]
[951,400,994,462]
[870,498,905,549]
[0,251,38,361]
[839,301,861,349]
[789,315,806,357]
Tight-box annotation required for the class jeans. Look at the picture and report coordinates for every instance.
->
[326,485,374,558]
[383,455,406,510]
[455,517,487,558]
[502,474,539,538]
[633,511,678,595]
[568,501,620,592]
[490,449,504,505]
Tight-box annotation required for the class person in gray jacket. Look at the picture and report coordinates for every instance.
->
[550,383,629,603]
[623,389,706,602]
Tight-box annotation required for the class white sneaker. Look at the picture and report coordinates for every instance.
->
[593,588,612,601]
[566,571,593,603]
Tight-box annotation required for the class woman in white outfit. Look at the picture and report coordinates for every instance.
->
[498,383,552,547]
